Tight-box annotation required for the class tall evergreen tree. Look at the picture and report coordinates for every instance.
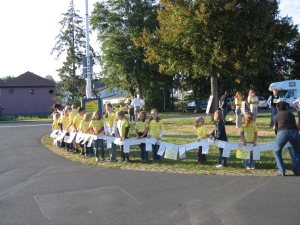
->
[51,0,95,106]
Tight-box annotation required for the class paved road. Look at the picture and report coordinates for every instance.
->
[0,121,299,225]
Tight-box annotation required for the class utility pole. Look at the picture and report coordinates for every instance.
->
[85,0,92,98]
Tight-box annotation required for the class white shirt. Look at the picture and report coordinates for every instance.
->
[131,98,140,107]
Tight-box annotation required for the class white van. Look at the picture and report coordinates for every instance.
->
[268,80,300,108]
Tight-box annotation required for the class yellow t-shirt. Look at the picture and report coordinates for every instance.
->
[117,118,129,138]
[61,115,71,131]
[73,115,84,131]
[135,121,148,133]
[69,111,77,131]
[248,96,258,107]
[149,119,164,138]
[89,119,104,134]
[104,112,116,128]
[53,116,59,130]
[235,98,242,106]
[196,125,207,139]
[240,122,258,142]
[79,120,92,134]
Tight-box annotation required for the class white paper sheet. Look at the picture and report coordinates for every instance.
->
[230,143,239,150]
[244,143,253,151]
[87,135,93,147]
[63,135,70,143]
[179,146,186,157]
[124,143,130,153]
[267,142,275,150]
[222,143,231,158]
[57,131,66,140]
[67,132,76,143]
[218,141,226,148]
[75,133,83,143]
[253,145,261,160]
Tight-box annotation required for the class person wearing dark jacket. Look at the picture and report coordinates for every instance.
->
[274,101,300,176]
[210,110,228,168]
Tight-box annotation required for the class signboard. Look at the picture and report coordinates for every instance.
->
[206,95,213,114]
[82,98,102,116]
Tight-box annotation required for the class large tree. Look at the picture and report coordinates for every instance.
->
[90,0,160,101]
[51,0,95,106]
[137,0,298,112]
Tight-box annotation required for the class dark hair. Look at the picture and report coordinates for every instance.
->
[104,103,113,118]
[138,111,147,122]
[276,101,287,111]
[53,103,61,110]
[77,107,85,113]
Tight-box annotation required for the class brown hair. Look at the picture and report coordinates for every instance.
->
[138,111,147,122]
[195,117,205,126]
[234,91,241,99]
[213,110,223,122]
[92,110,101,120]
[242,112,254,128]
[104,103,113,118]
[149,108,161,123]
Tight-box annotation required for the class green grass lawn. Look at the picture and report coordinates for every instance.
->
[41,112,297,176]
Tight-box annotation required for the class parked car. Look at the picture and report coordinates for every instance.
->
[257,96,268,110]
[182,100,208,113]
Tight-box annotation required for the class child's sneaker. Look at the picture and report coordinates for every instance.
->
[245,166,251,170]
[216,164,224,168]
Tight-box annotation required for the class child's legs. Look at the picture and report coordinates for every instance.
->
[99,139,104,159]
[140,144,144,160]
[198,146,206,163]
[249,151,256,168]
[219,148,226,166]
[243,159,249,167]
[120,145,125,160]
[152,144,160,160]
[109,143,117,160]
[94,140,99,158]
[141,143,148,160]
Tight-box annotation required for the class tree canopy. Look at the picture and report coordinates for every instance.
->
[90,0,171,109]
[137,0,299,112]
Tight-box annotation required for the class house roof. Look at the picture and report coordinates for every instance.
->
[0,71,56,87]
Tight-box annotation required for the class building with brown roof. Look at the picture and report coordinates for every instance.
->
[0,71,57,116]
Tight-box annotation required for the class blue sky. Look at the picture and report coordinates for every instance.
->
[0,0,299,81]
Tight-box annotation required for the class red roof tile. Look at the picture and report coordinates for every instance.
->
[0,71,56,87]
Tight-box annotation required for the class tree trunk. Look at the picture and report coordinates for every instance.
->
[210,65,218,114]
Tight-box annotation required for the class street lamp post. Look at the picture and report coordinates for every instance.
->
[85,0,92,98]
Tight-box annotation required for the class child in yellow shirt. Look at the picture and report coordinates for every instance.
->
[135,111,149,162]
[116,111,130,163]
[194,117,207,164]
[147,109,164,162]
[79,113,92,156]
[90,111,105,161]
[240,112,258,169]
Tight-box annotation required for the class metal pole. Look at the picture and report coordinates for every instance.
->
[85,0,92,98]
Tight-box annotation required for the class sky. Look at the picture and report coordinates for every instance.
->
[0,0,299,81]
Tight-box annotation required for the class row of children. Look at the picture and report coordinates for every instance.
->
[52,103,164,163]
[196,110,258,169]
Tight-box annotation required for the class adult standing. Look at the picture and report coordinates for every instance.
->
[247,90,259,122]
[267,89,280,128]
[139,96,145,111]
[131,95,141,122]
[219,91,228,122]
[273,101,300,176]
[126,99,135,122]
[234,91,242,128]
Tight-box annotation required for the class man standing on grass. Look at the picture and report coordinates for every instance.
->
[131,95,141,122]
[219,91,228,123]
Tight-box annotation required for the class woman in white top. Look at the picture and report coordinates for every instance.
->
[247,90,259,122]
